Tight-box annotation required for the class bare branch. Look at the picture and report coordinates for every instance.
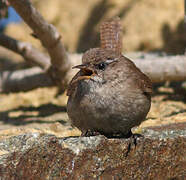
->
[0,54,186,93]
[0,34,51,70]
[0,67,53,93]
[71,53,186,83]
[8,0,71,90]
[130,54,186,83]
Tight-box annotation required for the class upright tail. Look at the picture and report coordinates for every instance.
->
[100,17,123,55]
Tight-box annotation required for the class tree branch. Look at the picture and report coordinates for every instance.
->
[132,54,186,83]
[0,67,53,93]
[0,34,51,70]
[8,0,71,91]
[70,53,186,83]
[0,54,186,93]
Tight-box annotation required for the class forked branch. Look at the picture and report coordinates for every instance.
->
[8,0,71,91]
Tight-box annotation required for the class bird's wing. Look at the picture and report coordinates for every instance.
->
[122,56,152,95]
[66,71,81,96]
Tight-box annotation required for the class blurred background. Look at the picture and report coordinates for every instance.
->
[1,0,185,54]
[0,0,185,137]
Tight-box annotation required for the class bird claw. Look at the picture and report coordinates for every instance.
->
[81,129,143,157]
[81,130,101,137]
[125,130,143,157]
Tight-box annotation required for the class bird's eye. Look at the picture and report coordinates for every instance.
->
[97,62,106,70]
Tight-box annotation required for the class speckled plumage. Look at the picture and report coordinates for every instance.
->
[67,17,152,136]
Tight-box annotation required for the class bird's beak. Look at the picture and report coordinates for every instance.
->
[72,64,95,80]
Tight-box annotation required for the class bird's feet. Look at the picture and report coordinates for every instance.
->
[81,129,101,137]
[81,129,143,157]
[124,130,143,157]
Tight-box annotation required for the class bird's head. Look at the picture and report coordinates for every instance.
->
[72,48,119,82]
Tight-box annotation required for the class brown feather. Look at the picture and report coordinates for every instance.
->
[100,17,122,55]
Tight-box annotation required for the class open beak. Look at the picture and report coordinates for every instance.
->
[72,64,95,80]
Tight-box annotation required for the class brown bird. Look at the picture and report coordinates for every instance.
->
[67,17,152,137]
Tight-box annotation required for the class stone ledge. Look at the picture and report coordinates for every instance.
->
[0,123,185,180]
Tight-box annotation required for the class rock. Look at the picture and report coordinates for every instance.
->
[0,123,185,179]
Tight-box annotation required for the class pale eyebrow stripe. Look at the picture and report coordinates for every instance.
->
[105,58,118,64]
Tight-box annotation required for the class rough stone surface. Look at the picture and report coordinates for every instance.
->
[0,124,185,180]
